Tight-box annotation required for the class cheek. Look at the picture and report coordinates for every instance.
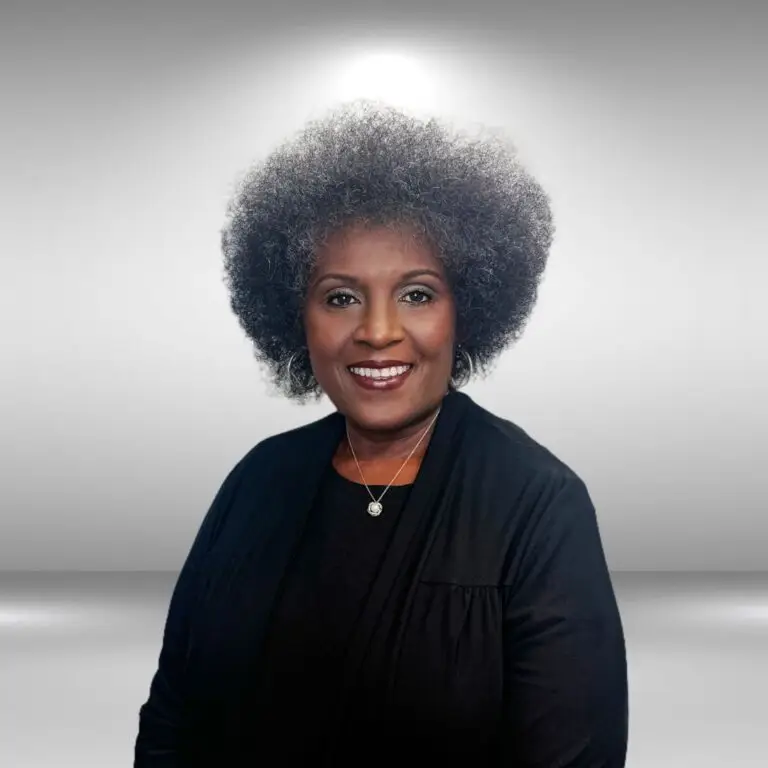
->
[415,308,455,354]
[304,312,345,360]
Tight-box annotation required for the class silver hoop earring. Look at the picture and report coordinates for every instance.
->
[462,347,474,379]
[286,352,297,383]
[451,346,474,389]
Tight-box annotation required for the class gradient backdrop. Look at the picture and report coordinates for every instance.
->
[1,2,767,767]
[2,0,765,571]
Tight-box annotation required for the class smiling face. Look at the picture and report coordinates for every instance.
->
[304,224,456,435]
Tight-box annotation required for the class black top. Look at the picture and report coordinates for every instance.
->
[135,391,628,767]
[259,467,412,759]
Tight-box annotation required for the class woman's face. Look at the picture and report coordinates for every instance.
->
[304,225,456,433]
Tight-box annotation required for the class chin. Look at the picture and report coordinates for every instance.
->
[347,396,441,433]
[345,400,406,425]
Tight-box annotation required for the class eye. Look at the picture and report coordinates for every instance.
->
[401,288,434,304]
[326,290,359,307]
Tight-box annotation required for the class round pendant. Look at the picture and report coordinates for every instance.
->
[367,501,383,517]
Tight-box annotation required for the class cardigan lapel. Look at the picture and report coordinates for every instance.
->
[191,408,345,705]
[247,409,346,650]
[335,390,473,696]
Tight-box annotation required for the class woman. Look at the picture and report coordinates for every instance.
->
[134,102,628,766]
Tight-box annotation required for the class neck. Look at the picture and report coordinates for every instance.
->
[343,401,442,464]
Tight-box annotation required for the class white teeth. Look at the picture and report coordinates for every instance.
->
[349,365,411,380]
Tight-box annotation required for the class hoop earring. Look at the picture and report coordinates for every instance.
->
[451,346,474,389]
[286,352,297,384]
[462,347,474,379]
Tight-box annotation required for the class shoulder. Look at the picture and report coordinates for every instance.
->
[420,396,596,587]
[464,398,583,490]
[229,409,341,479]
[254,409,340,454]
[464,402,604,582]
[447,398,597,557]
[461,399,599,551]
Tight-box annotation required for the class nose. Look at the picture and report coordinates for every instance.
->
[352,296,405,348]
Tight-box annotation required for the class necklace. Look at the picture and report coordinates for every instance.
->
[346,406,441,517]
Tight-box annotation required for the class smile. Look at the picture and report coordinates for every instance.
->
[347,364,414,390]
[348,364,412,379]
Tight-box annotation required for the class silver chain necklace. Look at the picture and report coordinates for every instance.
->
[346,407,441,517]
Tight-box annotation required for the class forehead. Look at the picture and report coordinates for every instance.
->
[313,224,443,277]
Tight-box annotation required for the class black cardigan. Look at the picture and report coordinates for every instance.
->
[134,390,629,766]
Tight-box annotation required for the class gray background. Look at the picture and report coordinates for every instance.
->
[1,0,765,571]
[1,2,767,766]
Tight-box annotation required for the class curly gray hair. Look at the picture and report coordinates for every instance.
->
[221,100,554,402]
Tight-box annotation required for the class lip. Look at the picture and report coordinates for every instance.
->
[347,362,414,391]
[348,360,412,368]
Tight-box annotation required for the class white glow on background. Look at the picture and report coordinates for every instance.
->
[0,604,76,629]
[331,48,444,114]
[714,603,768,626]
[0,599,144,630]
[651,598,768,627]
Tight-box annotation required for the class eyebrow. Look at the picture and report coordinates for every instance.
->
[311,268,445,289]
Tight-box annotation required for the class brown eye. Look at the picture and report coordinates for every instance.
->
[326,291,358,307]
[402,289,433,304]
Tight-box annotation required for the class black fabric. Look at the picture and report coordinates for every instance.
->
[259,467,412,759]
[134,390,629,766]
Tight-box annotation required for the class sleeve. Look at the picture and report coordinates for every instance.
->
[133,456,248,766]
[499,475,629,767]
